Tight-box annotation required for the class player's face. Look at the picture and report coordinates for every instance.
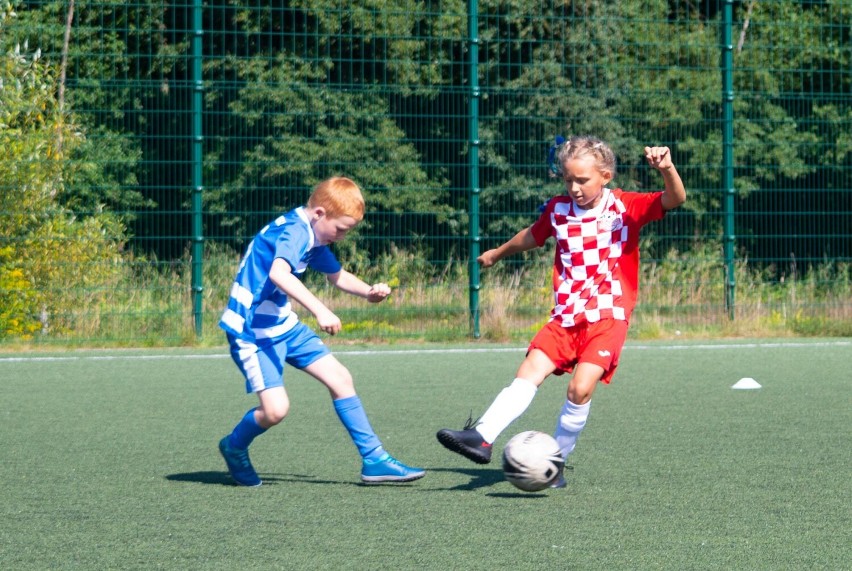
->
[312,213,359,245]
[562,155,613,209]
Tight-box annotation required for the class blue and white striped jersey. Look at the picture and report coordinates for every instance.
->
[219,207,342,343]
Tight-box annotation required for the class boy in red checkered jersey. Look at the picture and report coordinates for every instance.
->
[437,136,686,487]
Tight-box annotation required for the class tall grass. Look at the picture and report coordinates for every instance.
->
[288,240,852,343]
[5,241,849,349]
[633,243,852,339]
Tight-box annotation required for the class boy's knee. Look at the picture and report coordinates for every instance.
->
[567,385,593,405]
[328,372,355,398]
[567,363,603,404]
[260,400,290,426]
[305,357,356,399]
[329,372,355,399]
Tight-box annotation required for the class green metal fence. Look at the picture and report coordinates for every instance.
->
[1,0,850,346]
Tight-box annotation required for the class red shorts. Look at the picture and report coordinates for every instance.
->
[528,319,629,384]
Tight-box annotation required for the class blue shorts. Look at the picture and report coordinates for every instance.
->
[227,322,331,393]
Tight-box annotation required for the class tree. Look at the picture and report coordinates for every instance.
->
[0,2,126,338]
[202,0,460,261]
[9,0,166,238]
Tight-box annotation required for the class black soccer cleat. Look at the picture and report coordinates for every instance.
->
[549,474,567,489]
[436,426,493,464]
[549,465,573,489]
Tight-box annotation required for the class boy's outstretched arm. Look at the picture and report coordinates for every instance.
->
[477,227,538,269]
[269,258,342,335]
[644,146,686,211]
[327,269,391,303]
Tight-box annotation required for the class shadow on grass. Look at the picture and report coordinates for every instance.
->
[487,491,550,498]
[165,471,419,488]
[430,467,505,491]
[429,467,560,497]
[168,468,556,495]
[166,471,290,486]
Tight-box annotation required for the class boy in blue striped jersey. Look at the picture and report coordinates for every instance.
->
[218,176,425,486]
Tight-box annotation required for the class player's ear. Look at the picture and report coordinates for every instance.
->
[312,206,326,221]
[601,170,613,185]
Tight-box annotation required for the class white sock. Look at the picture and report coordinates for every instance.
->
[475,378,538,443]
[553,399,591,460]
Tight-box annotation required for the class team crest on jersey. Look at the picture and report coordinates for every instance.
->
[597,211,622,233]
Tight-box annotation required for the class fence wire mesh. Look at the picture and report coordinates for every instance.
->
[1,0,850,345]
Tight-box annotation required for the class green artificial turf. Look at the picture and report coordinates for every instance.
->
[1,339,849,570]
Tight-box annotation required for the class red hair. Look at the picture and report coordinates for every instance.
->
[307,177,365,221]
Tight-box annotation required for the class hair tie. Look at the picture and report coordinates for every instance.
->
[547,135,566,176]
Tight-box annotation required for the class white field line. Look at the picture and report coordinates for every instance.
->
[0,340,849,364]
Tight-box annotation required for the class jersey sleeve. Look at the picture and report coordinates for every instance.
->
[622,191,666,227]
[274,222,310,271]
[529,199,556,246]
[307,246,342,274]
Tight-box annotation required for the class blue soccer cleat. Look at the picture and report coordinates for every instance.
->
[219,436,262,487]
[361,453,426,483]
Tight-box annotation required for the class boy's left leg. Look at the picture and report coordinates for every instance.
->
[301,353,425,483]
[554,362,601,457]
[550,364,599,488]
[550,319,628,488]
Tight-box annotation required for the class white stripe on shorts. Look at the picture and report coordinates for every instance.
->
[235,338,267,393]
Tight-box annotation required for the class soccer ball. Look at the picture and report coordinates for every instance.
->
[502,430,564,492]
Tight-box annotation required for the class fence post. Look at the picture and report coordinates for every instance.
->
[722,0,736,320]
[191,0,204,337]
[468,0,481,338]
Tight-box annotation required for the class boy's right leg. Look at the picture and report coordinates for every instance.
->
[219,426,263,487]
[436,377,538,464]
[220,338,288,487]
[437,348,555,464]
[220,407,265,487]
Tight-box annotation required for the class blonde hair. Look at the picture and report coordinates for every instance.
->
[557,136,617,178]
[307,176,365,221]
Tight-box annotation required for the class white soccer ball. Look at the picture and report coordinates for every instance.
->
[502,430,564,492]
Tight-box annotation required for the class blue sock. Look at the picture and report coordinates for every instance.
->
[228,409,267,450]
[333,396,385,461]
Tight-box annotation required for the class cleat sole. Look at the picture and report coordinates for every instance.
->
[361,471,426,484]
[436,430,492,464]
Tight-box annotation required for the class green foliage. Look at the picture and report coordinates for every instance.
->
[1,0,848,345]
[203,2,459,247]
[0,246,40,338]
[21,213,126,334]
[0,14,127,339]
[635,241,852,339]
[209,78,452,233]
[6,0,160,218]
[728,1,849,200]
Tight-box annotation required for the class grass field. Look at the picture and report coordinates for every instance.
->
[1,339,850,570]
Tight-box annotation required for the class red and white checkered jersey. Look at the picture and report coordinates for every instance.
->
[530,188,666,327]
